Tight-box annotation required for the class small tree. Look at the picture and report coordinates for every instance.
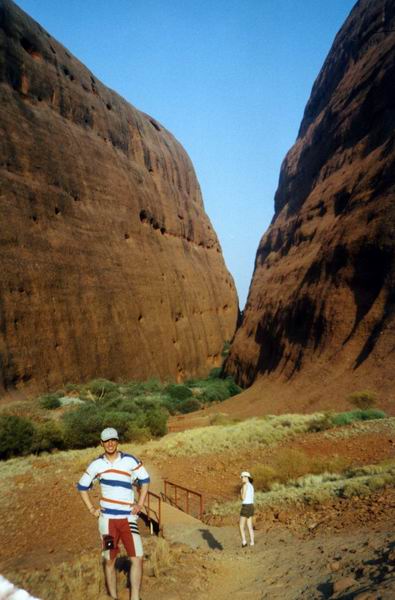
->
[0,415,35,459]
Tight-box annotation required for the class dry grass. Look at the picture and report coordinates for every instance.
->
[252,449,350,491]
[5,537,175,600]
[147,537,172,577]
[208,460,395,516]
[141,413,332,458]
[324,417,395,439]
[6,553,104,600]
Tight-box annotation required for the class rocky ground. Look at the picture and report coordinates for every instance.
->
[1,423,395,599]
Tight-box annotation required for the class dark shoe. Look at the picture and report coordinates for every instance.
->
[242,542,247,548]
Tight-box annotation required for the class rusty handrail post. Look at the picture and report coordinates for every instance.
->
[186,489,189,514]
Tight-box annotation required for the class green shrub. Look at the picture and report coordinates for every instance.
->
[164,384,192,401]
[347,391,377,410]
[161,395,179,415]
[199,381,230,403]
[177,398,202,414]
[208,367,222,379]
[39,394,61,410]
[62,405,104,449]
[307,414,333,433]
[225,376,242,396]
[331,409,386,427]
[32,421,65,453]
[0,415,36,459]
[100,411,134,440]
[86,378,119,398]
[144,409,168,437]
[115,398,139,414]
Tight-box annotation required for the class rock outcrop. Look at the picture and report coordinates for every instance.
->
[226,0,395,409]
[0,0,238,394]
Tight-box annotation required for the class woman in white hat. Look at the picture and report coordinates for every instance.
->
[239,471,254,547]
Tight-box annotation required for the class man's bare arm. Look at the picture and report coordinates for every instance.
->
[132,482,149,514]
[79,490,100,517]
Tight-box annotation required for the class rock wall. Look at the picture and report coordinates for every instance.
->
[226,0,395,408]
[0,0,238,394]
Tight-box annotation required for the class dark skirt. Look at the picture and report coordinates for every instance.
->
[240,503,254,518]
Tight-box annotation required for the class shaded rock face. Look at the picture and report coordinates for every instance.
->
[0,0,238,394]
[226,0,395,404]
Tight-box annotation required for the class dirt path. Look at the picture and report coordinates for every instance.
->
[2,425,395,599]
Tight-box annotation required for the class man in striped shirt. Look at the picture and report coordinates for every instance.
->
[78,427,150,600]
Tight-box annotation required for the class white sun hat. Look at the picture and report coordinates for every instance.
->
[240,471,251,478]
[101,427,119,442]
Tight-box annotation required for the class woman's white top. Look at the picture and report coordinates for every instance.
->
[242,481,254,504]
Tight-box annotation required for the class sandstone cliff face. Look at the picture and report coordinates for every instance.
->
[0,0,238,394]
[226,0,395,407]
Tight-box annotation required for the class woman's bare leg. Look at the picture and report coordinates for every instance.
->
[239,516,247,545]
[247,517,254,545]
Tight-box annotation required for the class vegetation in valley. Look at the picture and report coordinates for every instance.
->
[0,370,241,459]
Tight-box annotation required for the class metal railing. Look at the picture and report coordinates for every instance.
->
[163,480,204,520]
[143,491,162,533]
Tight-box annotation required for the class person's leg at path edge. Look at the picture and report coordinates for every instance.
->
[239,516,247,546]
[104,559,118,599]
[130,557,143,600]
[247,516,254,546]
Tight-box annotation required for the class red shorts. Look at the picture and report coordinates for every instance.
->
[99,516,143,560]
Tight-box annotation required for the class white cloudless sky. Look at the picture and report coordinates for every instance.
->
[16,0,356,307]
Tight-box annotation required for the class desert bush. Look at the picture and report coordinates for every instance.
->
[32,421,65,453]
[39,393,61,410]
[0,415,36,459]
[126,423,151,443]
[307,413,333,433]
[253,464,278,491]
[86,378,118,398]
[62,406,104,449]
[199,381,231,403]
[144,408,168,437]
[208,367,222,379]
[331,409,386,427]
[177,398,202,414]
[164,384,192,401]
[209,413,240,426]
[347,390,377,410]
[225,376,242,396]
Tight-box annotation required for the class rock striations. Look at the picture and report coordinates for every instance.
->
[0,0,238,394]
[226,0,395,410]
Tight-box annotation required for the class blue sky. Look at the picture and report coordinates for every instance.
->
[16,0,355,307]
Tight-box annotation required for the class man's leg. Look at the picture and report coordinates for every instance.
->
[130,557,143,600]
[104,559,117,599]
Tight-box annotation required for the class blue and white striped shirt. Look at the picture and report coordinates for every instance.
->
[77,451,150,518]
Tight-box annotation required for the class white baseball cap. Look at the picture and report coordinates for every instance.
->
[240,471,251,478]
[101,427,119,442]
